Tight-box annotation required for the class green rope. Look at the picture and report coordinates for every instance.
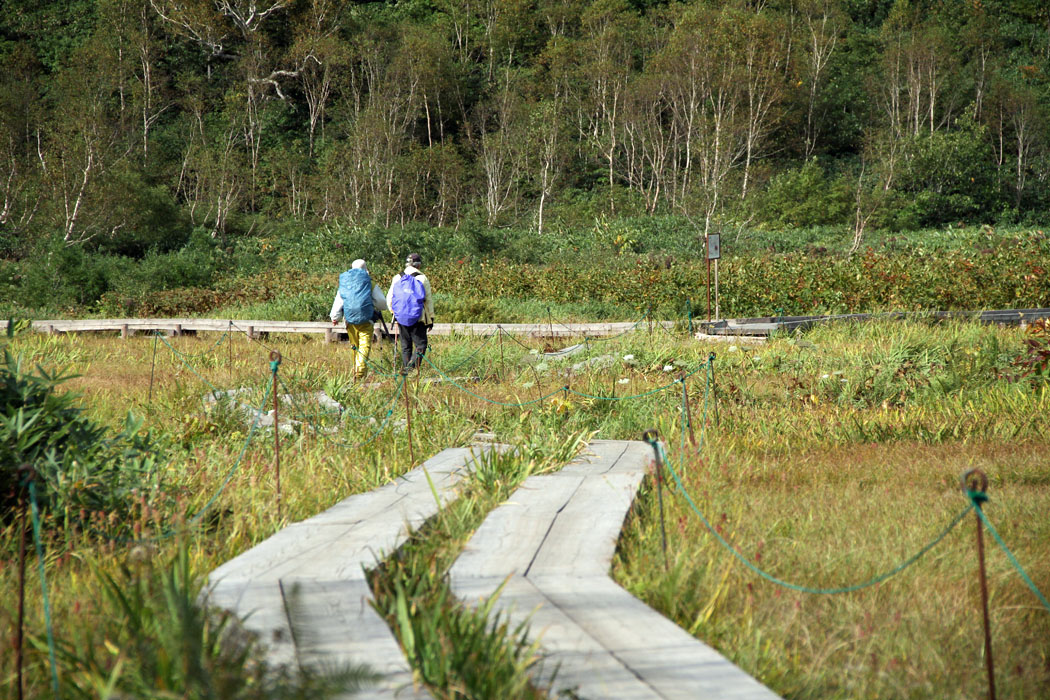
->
[278,373,407,449]
[698,354,714,451]
[970,497,1050,613]
[185,379,272,528]
[157,333,228,399]
[28,480,61,698]
[655,316,687,341]
[498,325,538,351]
[157,331,230,360]
[585,309,651,342]
[98,376,274,544]
[422,353,564,406]
[441,332,497,374]
[348,342,398,377]
[569,377,683,402]
[275,373,377,422]
[229,321,304,366]
[649,436,974,594]
[277,372,406,444]
[567,356,712,402]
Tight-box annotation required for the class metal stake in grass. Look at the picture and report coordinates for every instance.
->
[547,305,554,342]
[270,351,282,521]
[962,469,996,700]
[709,352,720,426]
[403,372,416,467]
[498,326,505,379]
[642,430,669,571]
[148,330,159,404]
[679,372,697,448]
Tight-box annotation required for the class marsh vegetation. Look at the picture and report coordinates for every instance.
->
[1,318,1047,698]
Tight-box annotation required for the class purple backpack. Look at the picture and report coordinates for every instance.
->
[391,272,426,326]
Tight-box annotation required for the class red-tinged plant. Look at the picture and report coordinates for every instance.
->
[1014,319,1050,383]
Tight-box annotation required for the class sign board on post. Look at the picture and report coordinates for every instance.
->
[705,234,722,324]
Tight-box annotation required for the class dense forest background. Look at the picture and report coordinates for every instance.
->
[2,0,1050,316]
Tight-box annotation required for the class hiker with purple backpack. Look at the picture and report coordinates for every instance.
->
[331,259,388,380]
[387,252,434,373]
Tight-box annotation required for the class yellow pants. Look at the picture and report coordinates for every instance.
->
[345,321,374,379]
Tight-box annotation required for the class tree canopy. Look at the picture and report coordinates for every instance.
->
[2,0,1050,258]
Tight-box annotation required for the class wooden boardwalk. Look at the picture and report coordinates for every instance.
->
[5,307,1044,340]
[0,317,669,339]
[450,440,781,699]
[700,307,1050,336]
[207,446,499,699]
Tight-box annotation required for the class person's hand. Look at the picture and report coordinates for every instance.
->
[332,319,338,325]
[425,323,434,332]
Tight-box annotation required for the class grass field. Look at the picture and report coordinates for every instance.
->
[1,318,1048,698]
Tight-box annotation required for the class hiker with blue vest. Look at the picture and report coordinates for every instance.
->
[331,259,388,380]
[387,252,434,372]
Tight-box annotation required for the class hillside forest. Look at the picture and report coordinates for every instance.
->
[2,0,1050,316]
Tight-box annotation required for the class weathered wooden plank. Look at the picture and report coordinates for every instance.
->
[283,579,430,700]
[14,318,678,338]
[615,440,658,473]
[557,439,631,476]
[534,575,780,700]
[206,445,496,700]
[8,310,1049,340]
[210,449,481,585]
[454,575,664,699]
[205,580,298,669]
[450,474,585,580]
[526,471,644,579]
[208,521,358,584]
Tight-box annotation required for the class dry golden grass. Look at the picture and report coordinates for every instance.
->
[2,321,1048,699]
[615,322,1050,700]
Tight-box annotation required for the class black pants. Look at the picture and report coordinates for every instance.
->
[398,322,428,371]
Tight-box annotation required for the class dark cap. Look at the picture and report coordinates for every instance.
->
[406,252,422,266]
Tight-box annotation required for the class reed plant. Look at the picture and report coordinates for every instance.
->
[369,445,579,699]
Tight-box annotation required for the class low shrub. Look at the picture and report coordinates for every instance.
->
[58,545,377,699]
[0,348,163,527]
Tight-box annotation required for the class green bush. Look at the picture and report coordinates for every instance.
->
[15,239,127,312]
[0,348,162,526]
[759,159,852,229]
[58,545,377,699]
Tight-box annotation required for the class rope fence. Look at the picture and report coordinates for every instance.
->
[277,372,407,450]
[632,351,1048,697]
[156,330,230,360]
[148,321,1050,616]
[9,305,1048,700]
[638,364,1050,609]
